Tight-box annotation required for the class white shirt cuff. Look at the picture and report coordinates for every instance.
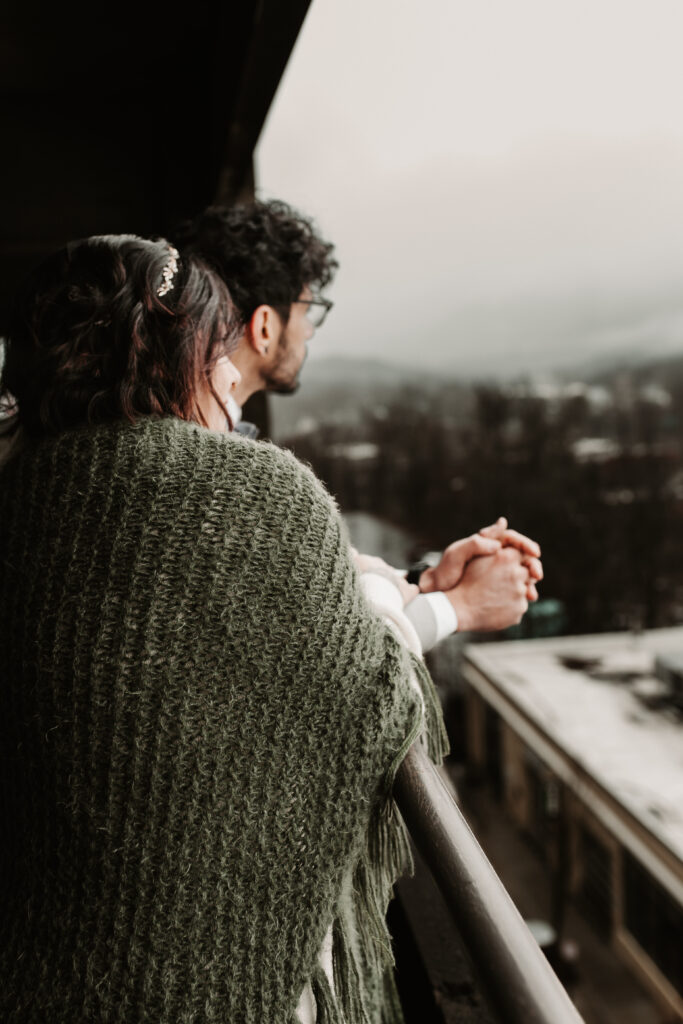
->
[404,592,458,653]
[359,572,423,660]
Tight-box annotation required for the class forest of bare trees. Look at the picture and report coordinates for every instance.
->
[283,367,683,637]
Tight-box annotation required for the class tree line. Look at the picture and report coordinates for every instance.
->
[285,378,683,636]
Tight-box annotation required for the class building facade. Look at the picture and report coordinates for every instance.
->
[460,629,683,1021]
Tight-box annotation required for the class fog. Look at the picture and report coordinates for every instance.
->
[257,0,683,376]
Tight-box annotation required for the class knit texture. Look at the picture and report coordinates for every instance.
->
[0,417,447,1024]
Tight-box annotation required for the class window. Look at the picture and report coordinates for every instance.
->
[577,825,613,939]
[623,851,683,996]
[484,705,502,799]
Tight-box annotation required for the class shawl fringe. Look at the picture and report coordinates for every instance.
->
[412,655,450,764]
[381,969,405,1024]
[310,965,343,1023]
[327,650,449,1023]
[332,914,371,1024]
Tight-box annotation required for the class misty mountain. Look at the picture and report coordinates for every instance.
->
[270,357,470,437]
[270,347,683,439]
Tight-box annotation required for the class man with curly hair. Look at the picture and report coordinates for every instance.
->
[175,200,336,408]
[175,199,543,643]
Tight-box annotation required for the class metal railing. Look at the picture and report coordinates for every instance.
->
[394,744,585,1024]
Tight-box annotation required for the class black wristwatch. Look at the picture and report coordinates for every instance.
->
[406,560,431,588]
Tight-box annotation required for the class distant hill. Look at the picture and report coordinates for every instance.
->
[586,350,683,389]
[270,356,470,438]
[268,347,683,439]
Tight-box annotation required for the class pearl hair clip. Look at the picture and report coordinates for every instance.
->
[157,245,180,297]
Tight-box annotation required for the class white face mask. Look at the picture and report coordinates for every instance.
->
[225,392,242,425]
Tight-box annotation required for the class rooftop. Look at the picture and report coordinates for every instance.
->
[462,627,683,874]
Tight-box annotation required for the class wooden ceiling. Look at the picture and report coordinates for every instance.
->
[0,1,311,329]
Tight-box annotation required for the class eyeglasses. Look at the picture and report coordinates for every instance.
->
[292,296,334,328]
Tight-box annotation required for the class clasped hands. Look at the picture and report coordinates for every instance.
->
[419,518,542,632]
[354,518,542,633]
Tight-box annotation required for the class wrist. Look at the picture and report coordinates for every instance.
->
[446,586,472,632]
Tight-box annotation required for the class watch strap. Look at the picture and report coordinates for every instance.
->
[406,560,431,587]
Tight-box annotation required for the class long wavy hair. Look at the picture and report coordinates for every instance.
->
[0,234,240,438]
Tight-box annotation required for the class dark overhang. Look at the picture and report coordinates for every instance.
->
[0,0,311,329]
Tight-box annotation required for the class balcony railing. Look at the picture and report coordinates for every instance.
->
[394,744,585,1024]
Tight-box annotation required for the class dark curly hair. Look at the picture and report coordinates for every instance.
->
[173,199,338,322]
[0,234,240,438]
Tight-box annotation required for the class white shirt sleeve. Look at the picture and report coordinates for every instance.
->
[404,592,458,653]
[358,571,426,717]
[359,572,423,657]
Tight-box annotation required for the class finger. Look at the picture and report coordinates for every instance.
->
[522,556,544,581]
[500,545,525,564]
[465,534,502,558]
[510,595,529,627]
[418,566,436,593]
[430,535,502,593]
[526,582,539,602]
[499,528,541,557]
[479,516,508,539]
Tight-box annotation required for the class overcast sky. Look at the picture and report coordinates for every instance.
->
[256,0,683,377]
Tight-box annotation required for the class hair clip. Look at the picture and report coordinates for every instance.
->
[157,245,180,297]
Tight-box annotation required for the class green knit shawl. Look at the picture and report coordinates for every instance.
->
[0,417,447,1024]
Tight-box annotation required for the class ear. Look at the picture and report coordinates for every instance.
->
[246,305,281,358]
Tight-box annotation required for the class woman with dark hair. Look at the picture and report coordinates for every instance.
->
[1,234,241,440]
[0,235,445,1023]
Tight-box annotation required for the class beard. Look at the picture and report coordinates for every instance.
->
[265,375,301,395]
[263,331,306,394]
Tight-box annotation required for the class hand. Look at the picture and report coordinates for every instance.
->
[418,534,502,594]
[445,547,530,632]
[351,549,419,605]
[479,516,540,557]
[478,517,543,602]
